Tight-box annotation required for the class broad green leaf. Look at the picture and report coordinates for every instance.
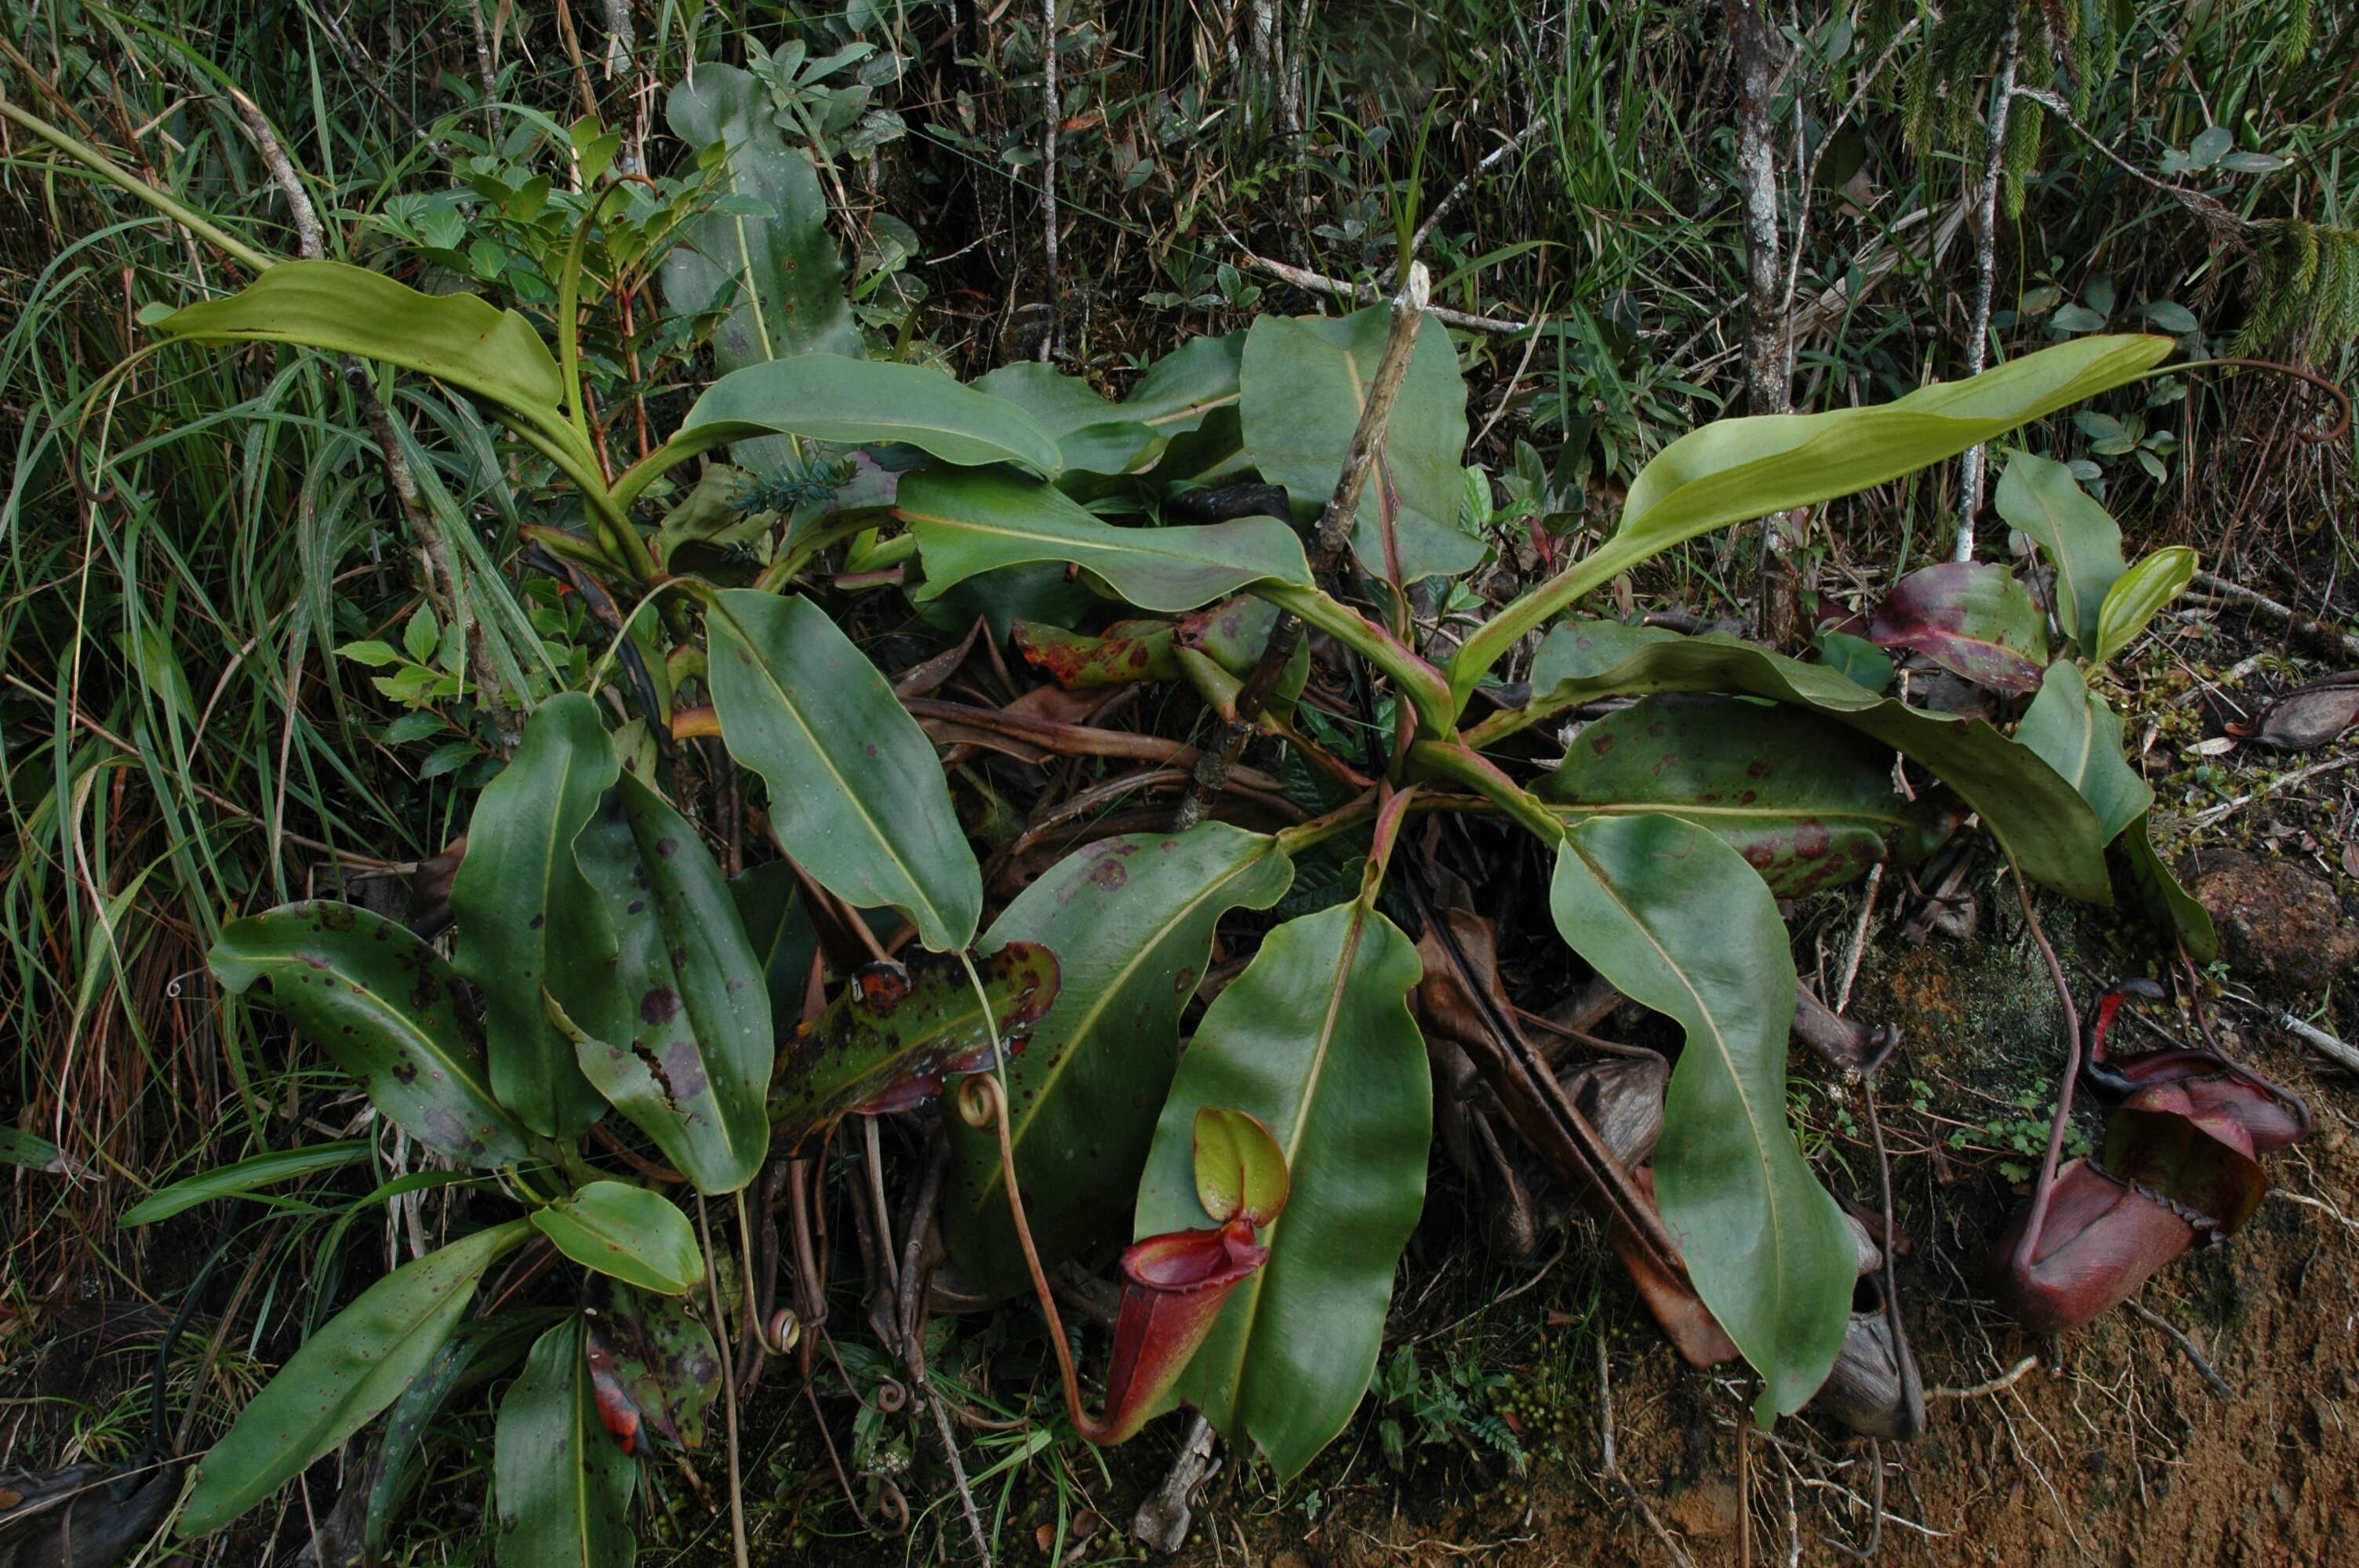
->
[2110,811,2219,963]
[1121,331,1245,435]
[664,355,1061,477]
[944,827,1295,1298]
[179,1219,533,1536]
[897,467,1310,613]
[1519,622,2114,903]
[558,772,773,1195]
[1812,630,1893,692]
[121,1141,369,1227]
[1240,307,1483,583]
[0,1128,63,1173]
[368,1320,540,1559]
[2013,662,2151,844]
[1194,1107,1289,1226]
[452,695,616,1138]
[974,362,1164,476]
[1993,452,2125,648]
[2090,546,2197,666]
[1450,335,2176,706]
[212,903,532,1166]
[769,943,1060,1149]
[1539,694,1946,895]
[661,65,860,365]
[153,260,572,446]
[494,1318,635,1568]
[1135,898,1430,1481]
[530,1181,705,1295]
[1550,817,1852,1419]
[1867,562,2048,694]
[707,590,982,951]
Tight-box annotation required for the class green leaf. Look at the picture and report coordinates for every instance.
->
[121,1141,370,1227]
[2013,662,2151,844]
[897,467,1310,613]
[0,1128,63,1173]
[973,362,1164,476]
[1240,307,1483,583]
[452,694,618,1138]
[944,827,1295,1298]
[1993,452,2127,650]
[402,607,440,662]
[1134,898,1430,1481]
[1550,817,1852,1419]
[707,590,981,952]
[337,640,403,669]
[665,355,1061,478]
[211,903,533,1167]
[769,944,1060,1149]
[1450,335,2177,706]
[179,1219,533,1536]
[1811,630,1892,692]
[1520,622,2114,902]
[1539,694,1946,896]
[2089,546,2196,666]
[493,1318,636,1567]
[661,64,860,366]
[1194,1107,1290,1226]
[152,261,573,447]
[2110,811,2219,963]
[557,772,773,1196]
[1121,331,1245,436]
[531,1181,706,1295]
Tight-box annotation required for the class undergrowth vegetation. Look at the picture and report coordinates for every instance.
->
[2,2,2354,1564]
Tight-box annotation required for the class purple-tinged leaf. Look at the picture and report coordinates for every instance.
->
[1869,562,2049,694]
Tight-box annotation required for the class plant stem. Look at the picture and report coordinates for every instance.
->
[1405,739,1563,844]
[1954,7,2020,560]
[1254,580,1456,739]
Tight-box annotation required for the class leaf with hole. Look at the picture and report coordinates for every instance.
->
[944,827,1295,1298]
[211,903,533,1167]
[707,590,981,952]
[1550,816,1852,1418]
[556,771,773,1195]
[769,942,1061,1150]
[530,1181,705,1295]
[178,1219,533,1536]
[1134,895,1430,1480]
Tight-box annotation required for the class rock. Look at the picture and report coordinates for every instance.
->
[2182,849,2359,993]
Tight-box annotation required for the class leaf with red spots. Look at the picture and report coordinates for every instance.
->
[587,1283,722,1452]
[210,902,530,1167]
[769,942,1062,1152]
[553,770,774,1196]
[1539,693,1957,896]
[1868,562,2049,695]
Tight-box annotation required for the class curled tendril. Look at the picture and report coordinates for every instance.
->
[2185,356,2353,444]
[872,1375,910,1415]
[758,1308,801,1356]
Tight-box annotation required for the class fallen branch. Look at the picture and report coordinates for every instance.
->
[2125,1298,2236,1399]
[1239,252,1530,333]
[2279,1008,2359,1075]
[2183,752,2359,829]
[2190,568,2359,664]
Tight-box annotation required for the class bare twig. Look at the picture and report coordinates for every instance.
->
[1954,8,2021,559]
[2008,865,2085,1279]
[1384,118,1550,285]
[697,1198,752,1568]
[1173,264,1431,829]
[2277,1008,2359,1075]
[1238,251,1528,333]
[1598,1340,1696,1568]
[2190,568,2359,663]
[2183,753,2359,829]
[1132,1414,1219,1554]
[1928,1356,2041,1399]
[1038,0,1060,360]
[2124,1299,2236,1399]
